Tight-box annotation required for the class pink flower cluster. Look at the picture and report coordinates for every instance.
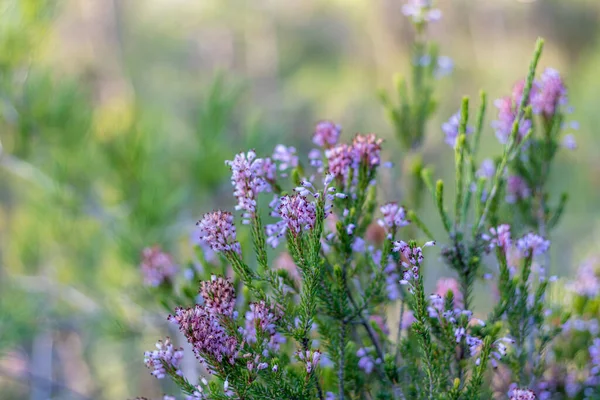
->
[484,224,512,251]
[434,277,464,308]
[200,275,237,318]
[140,246,178,287]
[225,150,275,222]
[532,68,567,118]
[492,93,532,144]
[325,134,383,184]
[169,305,239,369]
[144,337,184,379]
[313,120,342,148]
[196,210,241,255]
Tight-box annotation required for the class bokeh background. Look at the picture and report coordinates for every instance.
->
[1,0,600,399]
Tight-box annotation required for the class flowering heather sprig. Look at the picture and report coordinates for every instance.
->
[395,241,434,289]
[509,388,537,400]
[196,210,241,255]
[532,68,567,117]
[402,0,442,23]
[442,111,473,148]
[266,194,316,248]
[516,233,550,257]
[140,246,178,287]
[506,175,531,204]
[225,150,275,222]
[144,337,184,379]
[296,349,321,374]
[242,301,282,349]
[378,202,410,238]
[471,337,514,369]
[168,305,238,367]
[200,275,236,318]
[272,144,298,173]
[313,120,342,148]
[186,379,210,400]
[267,174,345,247]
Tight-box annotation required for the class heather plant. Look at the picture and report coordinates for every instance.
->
[132,4,599,400]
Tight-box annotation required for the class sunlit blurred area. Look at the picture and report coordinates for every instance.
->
[1,0,600,398]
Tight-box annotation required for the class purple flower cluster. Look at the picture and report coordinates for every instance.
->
[477,159,496,179]
[313,120,342,148]
[196,211,241,255]
[441,111,473,148]
[241,301,283,351]
[509,388,537,400]
[356,347,381,374]
[225,150,275,223]
[402,0,441,23]
[569,258,600,298]
[144,337,184,379]
[378,202,410,237]
[493,68,571,145]
[485,225,549,259]
[140,246,178,287]
[185,379,210,400]
[169,305,239,369]
[587,338,600,388]
[272,145,298,174]
[394,241,434,290]
[506,175,531,204]
[470,334,513,369]
[516,233,550,257]
[296,349,321,374]
[200,275,237,318]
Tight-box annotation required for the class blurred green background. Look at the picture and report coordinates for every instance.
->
[1,0,599,399]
